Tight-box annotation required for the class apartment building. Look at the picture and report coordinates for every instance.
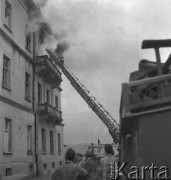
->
[0,0,64,178]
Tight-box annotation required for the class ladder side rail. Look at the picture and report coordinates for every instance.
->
[65,67,119,130]
[46,49,119,134]
[47,50,119,141]
[65,66,119,122]
[47,49,119,130]
[66,70,120,141]
[72,84,118,132]
[46,49,118,127]
[46,49,111,126]
[69,69,119,129]
[69,73,120,134]
[65,65,119,128]
[71,81,118,129]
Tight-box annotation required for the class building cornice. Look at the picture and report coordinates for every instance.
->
[0,95,35,114]
[0,27,33,63]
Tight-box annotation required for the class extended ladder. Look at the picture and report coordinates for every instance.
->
[46,49,119,143]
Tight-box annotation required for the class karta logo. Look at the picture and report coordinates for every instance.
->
[110,162,170,179]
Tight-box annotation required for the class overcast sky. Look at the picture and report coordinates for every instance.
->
[35,0,171,145]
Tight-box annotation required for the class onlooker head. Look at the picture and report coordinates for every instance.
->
[85,150,93,159]
[65,148,76,161]
[82,156,86,162]
[52,148,88,180]
[75,153,83,163]
[104,144,114,155]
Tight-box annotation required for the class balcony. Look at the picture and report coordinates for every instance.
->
[37,103,62,124]
[120,74,171,118]
[35,55,62,88]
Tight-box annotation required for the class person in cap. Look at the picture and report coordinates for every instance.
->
[52,148,87,180]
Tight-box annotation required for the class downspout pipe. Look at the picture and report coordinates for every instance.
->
[33,32,39,176]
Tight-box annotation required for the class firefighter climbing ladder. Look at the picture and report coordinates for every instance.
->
[46,49,119,143]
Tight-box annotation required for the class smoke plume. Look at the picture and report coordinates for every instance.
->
[27,9,43,33]
[55,41,70,53]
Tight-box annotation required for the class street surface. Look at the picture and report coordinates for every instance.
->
[1,175,51,180]
[26,176,51,180]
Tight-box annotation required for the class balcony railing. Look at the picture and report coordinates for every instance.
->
[37,103,62,123]
[35,55,62,88]
[120,74,171,118]
[36,55,61,76]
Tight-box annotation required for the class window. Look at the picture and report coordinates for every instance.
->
[5,0,11,29]
[41,129,46,153]
[29,164,34,172]
[50,131,54,154]
[44,163,47,169]
[5,168,12,176]
[4,118,12,153]
[46,89,50,104]
[58,133,61,155]
[38,83,42,103]
[52,162,55,168]
[55,96,58,109]
[26,33,31,51]
[25,72,31,101]
[27,126,32,153]
[2,55,10,89]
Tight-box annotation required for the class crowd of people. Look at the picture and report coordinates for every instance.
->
[51,144,119,180]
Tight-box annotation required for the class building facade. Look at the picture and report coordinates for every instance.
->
[0,0,64,178]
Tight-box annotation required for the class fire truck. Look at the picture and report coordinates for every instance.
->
[88,143,118,158]
[120,39,171,179]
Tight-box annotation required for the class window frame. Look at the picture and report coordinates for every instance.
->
[5,167,12,177]
[26,32,31,52]
[38,82,42,104]
[41,128,46,153]
[27,125,33,154]
[46,88,50,104]
[4,118,12,154]
[4,0,12,31]
[55,96,58,109]
[25,72,31,101]
[58,133,61,155]
[43,163,47,169]
[52,162,55,168]
[50,131,54,154]
[2,55,10,90]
